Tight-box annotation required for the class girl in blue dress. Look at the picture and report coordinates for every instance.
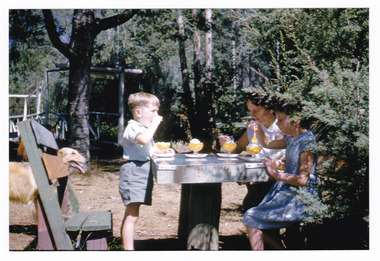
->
[243,101,319,250]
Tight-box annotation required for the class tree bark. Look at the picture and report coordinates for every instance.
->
[200,9,215,151]
[192,9,208,144]
[43,9,139,160]
[176,9,195,138]
[192,9,202,119]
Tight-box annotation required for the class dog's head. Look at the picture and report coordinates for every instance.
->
[57,148,87,174]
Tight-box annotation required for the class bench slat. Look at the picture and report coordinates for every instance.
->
[82,211,112,231]
[65,212,89,231]
[30,119,58,150]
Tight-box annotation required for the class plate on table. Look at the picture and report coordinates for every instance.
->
[240,157,263,162]
[153,153,175,158]
[185,153,208,158]
[217,153,239,158]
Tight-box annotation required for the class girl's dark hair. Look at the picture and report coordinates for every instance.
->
[244,92,275,110]
[275,100,315,129]
[274,100,302,115]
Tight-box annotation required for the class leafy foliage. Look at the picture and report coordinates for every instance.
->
[236,8,369,248]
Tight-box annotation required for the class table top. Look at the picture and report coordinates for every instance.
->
[151,153,269,184]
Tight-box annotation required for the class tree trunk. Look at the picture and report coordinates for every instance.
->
[176,9,195,138]
[201,9,215,151]
[205,9,213,87]
[67,60,92,160]
[66,10,96,160]
[176,9,214,151]
[191,9,204,140]
[43,9,139,161]
[192,9,202,114]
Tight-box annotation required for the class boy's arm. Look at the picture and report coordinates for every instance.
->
[135,115,163,145]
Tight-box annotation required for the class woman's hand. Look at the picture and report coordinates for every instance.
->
[247,121,259,133]
[218,135,230,145]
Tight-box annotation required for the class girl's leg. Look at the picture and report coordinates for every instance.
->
[262,230,283,249]
[121,202,141,250]
[246,225,264,250]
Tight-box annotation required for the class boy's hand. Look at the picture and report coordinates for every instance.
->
[152,115,163,126]
[154,147,175,156]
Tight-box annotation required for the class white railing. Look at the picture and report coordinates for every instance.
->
[9,87,43,141]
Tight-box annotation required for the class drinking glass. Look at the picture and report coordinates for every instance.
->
[246,144,262,158]
[222,138,237,155]
[156,142,171,151]
[189,141,203,155]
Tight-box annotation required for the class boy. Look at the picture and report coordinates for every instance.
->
[119,92,169,250]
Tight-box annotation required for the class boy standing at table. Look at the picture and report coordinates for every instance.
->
[119,92,169,250]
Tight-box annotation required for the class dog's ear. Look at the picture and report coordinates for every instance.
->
[57,149,63,157]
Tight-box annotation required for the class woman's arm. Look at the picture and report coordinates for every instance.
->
[263,150,314,187]
[234,131,249,153]
[218,131,248,154]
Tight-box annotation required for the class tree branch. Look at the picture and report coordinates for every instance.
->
[42,10,71,58]
[95,9,140,33]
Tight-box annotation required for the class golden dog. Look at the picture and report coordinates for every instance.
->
[9,147,87,217]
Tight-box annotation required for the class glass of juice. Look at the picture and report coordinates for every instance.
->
[222,139,237,155]
[246,144,262,158]
[156,142,171,151]
[189,138,204,154]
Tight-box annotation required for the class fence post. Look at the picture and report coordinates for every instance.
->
[37,85,42,116]
[118,71,125,146]
[23,97,28,121]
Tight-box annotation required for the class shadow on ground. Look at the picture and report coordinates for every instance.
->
[108,235,251,251]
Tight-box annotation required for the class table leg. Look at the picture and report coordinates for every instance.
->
[178,183,221,250]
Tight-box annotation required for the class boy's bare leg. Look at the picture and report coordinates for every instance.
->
[246,226,264,250]
[121,202,141,250]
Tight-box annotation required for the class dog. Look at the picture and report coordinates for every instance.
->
[9,147,87,217]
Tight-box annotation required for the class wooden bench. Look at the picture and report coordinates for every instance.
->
[18,119,112,250]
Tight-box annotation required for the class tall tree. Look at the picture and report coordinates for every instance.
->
[177,9,195,137]
[42,9,139,160]
[192,9,202,118]
[203,9,215,146]
[175,9,216,150]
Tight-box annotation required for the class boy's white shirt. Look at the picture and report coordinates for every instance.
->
[247,119,285,159]
[122,119,155,161]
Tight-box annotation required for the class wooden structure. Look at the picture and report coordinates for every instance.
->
[18,119,112,250]
[151,154,268,250]
[47,64,143,146]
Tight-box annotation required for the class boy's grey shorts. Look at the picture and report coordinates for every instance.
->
[119,160,153,206]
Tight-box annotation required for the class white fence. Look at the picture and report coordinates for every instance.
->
[9,89,118,146]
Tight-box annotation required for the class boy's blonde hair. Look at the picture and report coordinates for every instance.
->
[128,92,160,112]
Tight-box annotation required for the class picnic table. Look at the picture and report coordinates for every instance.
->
[151,153,269,250]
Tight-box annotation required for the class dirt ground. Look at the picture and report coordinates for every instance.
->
[9,153,250,251]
